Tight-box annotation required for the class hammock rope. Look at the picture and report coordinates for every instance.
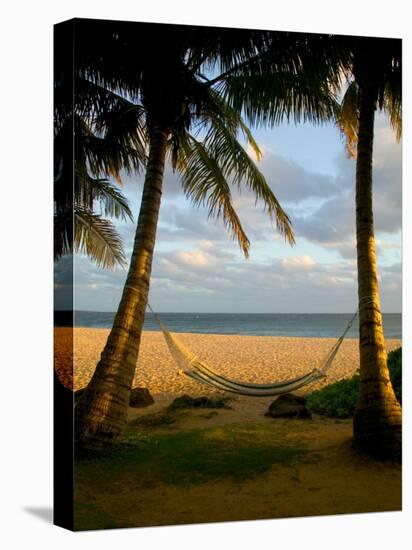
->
[146,301,366,397]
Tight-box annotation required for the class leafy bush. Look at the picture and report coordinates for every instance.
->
[306,375,360,418]
[388,347,402,404]
[306,347,402,418]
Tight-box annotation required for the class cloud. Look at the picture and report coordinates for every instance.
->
[70,234,400,313]
[146,242,357,312]
[291,123,401,257]
[148,120,401,261]
[257,149,339,203]
[176,250,210,268]
[281,255,316,270]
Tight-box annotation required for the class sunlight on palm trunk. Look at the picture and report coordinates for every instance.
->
[353,84,402,459]
[75,127,169,449]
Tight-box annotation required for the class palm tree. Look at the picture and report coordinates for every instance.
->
[54,27,147,268]
[73,21,343,449]
[339,36,402,458]
[54,111,134,269]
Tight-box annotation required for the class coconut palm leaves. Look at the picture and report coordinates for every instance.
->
[71,27,345,259]
[338,60,402,159]
[54,77,148,268]
[54,120,133,268]
[54,166,133,269]
[208,33,346,128]
[219,71,340,127]
[337,80,360,158]
[177,117,295,256]
[79,76,297,257]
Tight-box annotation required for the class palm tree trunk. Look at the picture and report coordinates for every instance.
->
[75,126,169,450]
[353,84,402,459]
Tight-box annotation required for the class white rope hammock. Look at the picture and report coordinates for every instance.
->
[147,303,360,397]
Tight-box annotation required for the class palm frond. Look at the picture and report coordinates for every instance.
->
[202,87,263,159]
[220,71,340,128]
[337,80,359,158]
[54,208,73,261]
[75,116,143,179]
[205,32,346,94]
[384,94,402,141]
[54,207,128,269]
[75,166,134,221]
[74,208,127,269]
[178,135,251,257]
[178,119,295,256]
[382,68,402,141]
[201,109,295,245]
[93,96,148,170]
[339,36,402,152]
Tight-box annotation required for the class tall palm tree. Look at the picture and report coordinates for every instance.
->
[73,21,343,449]
[339,36,402,458]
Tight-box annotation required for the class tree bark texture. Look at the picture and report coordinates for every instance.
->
[75,126,169,450]
[353,83,402,459]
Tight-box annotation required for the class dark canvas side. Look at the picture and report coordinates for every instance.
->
[53,18,75,532]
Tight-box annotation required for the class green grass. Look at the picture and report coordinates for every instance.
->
[128,405,222,431]
[200,410,219,419]
[75,422,309,529]
[129,411,178,428]
[77,423,307,488]
[307,347,402,418]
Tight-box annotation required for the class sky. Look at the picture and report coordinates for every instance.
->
[55,112,402,313]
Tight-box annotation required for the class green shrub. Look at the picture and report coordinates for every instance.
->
[388,347,402,404]
[306,375,360,418]
[306,347,402,418]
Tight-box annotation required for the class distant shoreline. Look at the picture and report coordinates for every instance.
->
[56,309,403,315]
[54,310,402,340]
[65,326,401,340]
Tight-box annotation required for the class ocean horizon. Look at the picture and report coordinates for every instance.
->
[55,311,402,339]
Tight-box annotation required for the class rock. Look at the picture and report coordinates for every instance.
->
[168,394,231,410]
[265,393,312,419]
[129,387,155,408]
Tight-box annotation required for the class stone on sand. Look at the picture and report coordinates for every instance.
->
[265,393,312,419]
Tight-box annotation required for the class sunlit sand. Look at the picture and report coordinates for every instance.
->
[55,327,401,410]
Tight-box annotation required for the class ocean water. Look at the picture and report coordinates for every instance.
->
[66,311,402,339]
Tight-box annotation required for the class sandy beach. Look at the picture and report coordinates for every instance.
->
[55,327,401,411]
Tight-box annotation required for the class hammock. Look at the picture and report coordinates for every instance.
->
[147,304,359,397]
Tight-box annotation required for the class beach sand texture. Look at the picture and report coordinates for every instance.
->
[55,327,401,405]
